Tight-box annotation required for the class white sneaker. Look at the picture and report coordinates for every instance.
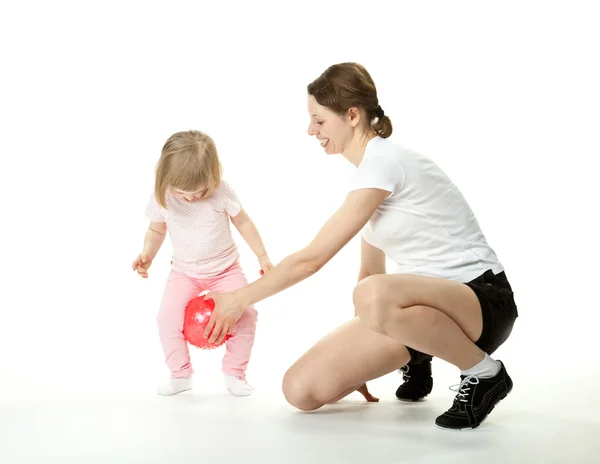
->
[157,376,193,396]
[224,374,253,397]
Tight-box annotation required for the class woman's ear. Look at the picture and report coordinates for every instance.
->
[346,107,362,128]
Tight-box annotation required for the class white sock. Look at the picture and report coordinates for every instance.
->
[224,374,253,397]
[460,353,501,379]
[157,376,193,396]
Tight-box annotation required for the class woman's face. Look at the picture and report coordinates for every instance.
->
[307,95,355,155]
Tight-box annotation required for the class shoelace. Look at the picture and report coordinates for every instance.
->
[449,375,480,402]
[399,365,411,381]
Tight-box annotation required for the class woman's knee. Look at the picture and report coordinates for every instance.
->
[353,275,395,331]
[281,368,324,412]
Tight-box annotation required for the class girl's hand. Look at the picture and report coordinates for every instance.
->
[258,255,273,274]
[203,292,245,344]
[132,252,152,278]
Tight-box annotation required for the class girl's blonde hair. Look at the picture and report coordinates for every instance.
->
[154,130,222,208]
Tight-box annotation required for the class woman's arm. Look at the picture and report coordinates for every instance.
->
[203,188,390,344]
[234,188,390,308]
[356,237,386,315]
[354,237,387,403]
[358,236,386,281]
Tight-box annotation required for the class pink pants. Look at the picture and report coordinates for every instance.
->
[156,261,257,378]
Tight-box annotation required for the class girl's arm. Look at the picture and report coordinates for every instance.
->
[143,222,167,259]
[132,222,166,278]
[230,208,269,261]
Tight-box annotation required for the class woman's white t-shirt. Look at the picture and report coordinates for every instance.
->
[348,136,503,283]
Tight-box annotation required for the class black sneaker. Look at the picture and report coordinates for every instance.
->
[395,358,433,401]
[435,361,513,430]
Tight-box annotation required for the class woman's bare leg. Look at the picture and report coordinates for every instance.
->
[282,317,411,411]
[283,272,513,430]
[352,274,485,370]
[283,273,488,411]
[353,273,514,430]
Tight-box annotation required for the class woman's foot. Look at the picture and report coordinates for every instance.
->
[435,360,513,430]
[395,358,433,401]
[157,376,193,396]
[224,374,253,397]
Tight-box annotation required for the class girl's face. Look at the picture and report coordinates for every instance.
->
[170,187,208,202]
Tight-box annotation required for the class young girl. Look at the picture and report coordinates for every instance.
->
[132,130,272,397]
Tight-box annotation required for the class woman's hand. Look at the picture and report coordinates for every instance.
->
[202,292,245,344]
[357,383,379,402]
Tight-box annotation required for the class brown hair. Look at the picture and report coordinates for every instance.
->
[154,130,222,208]
[307,62,392,138]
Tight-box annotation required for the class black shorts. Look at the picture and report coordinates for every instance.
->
[406,269,519,365]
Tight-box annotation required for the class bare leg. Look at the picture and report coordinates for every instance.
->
[353,274,486,370]
[355,274,516,430]
[282,318,410,411]
[283,273,488,411]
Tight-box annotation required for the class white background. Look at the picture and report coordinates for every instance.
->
[1,0,598,403]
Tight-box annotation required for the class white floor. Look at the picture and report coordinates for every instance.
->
[2,366,599,464]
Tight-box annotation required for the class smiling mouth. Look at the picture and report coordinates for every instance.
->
[319,138,329,147]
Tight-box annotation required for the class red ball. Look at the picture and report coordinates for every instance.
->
[183,296,231,350]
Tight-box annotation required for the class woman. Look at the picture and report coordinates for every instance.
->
[203,62,518,430]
